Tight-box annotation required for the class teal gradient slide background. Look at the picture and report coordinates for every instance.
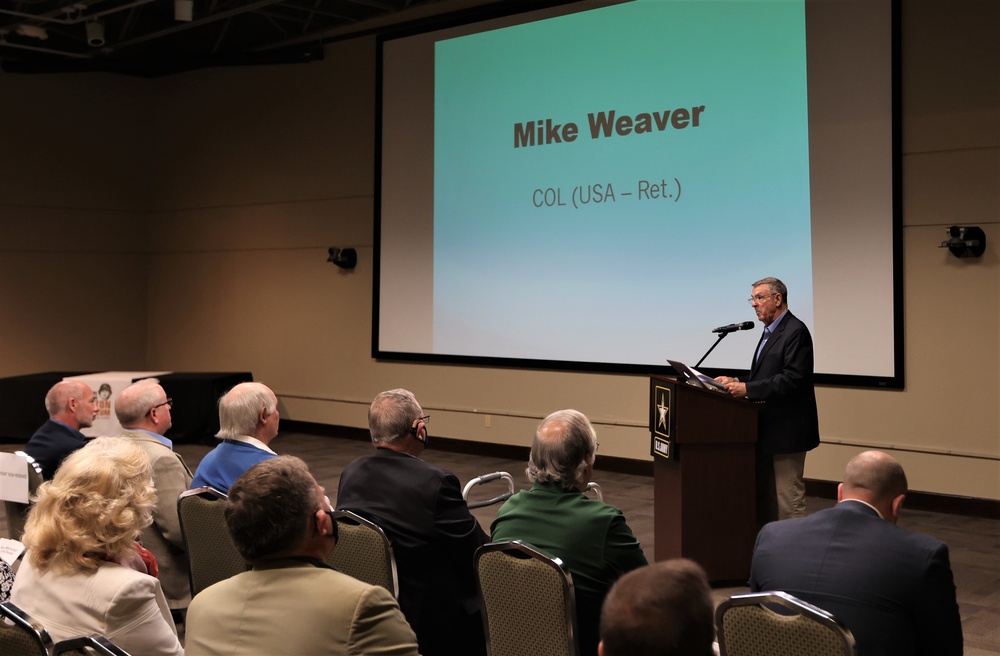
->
[433,0,812,365]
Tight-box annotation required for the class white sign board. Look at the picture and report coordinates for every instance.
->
[0,452,30,503]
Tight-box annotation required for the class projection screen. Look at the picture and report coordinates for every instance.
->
[375,0,901,388]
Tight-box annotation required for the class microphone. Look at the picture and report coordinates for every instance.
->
[712,321,755,334]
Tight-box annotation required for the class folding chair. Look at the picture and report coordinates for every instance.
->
[177,486,247,596]
[52,635,132,656]
[716,591,857,656]
[3,452,44,540]
[0,601,52,656]
[325,510,398,597]
[475,540,579,656]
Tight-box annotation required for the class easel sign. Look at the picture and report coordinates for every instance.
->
[0,452,29,504]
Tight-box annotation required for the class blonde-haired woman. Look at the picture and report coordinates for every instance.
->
[11,436,184,656]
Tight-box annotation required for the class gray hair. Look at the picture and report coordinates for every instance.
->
[225,455,321,563]
[752,277,788,304]
[217,382,278,439]
[44,381,87,417]
[114,379,164,426]
[368,388,422,445]
[526,409,597,491]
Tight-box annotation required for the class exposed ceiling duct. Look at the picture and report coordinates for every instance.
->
[0,0,489,77]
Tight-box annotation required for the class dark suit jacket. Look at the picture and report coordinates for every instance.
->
[746,310,820,454]
[749,500,963,656]
[23,419,87,480]
[337,448,489,656]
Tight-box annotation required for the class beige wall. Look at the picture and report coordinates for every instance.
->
[1,1,997,499]
[1,73,151,374]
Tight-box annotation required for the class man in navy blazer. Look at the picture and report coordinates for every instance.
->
[23,380,99,479]
[749,450,963,656]
[716,277,819,523]
[337,388,489,656]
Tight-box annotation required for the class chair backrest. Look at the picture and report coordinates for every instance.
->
[463,471,516,509]
[716,591,857,656]
[325,510,398,597]
[3,452,44,540]
[52,635,132,656]
[0,601,52,656]
[475,540,579,656]
[177,486,247,596]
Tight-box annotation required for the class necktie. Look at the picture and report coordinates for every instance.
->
[754,327,771,366]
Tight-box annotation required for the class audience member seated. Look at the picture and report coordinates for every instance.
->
[750,450,963,656]
[599,558,716,656]
[115,378,194,612]
[490,409,648,656]
[191,382,280,493]
[185,456,418,656]
[337,388,489,656]
[0,559,13,602]
[10,437,184,656]
[23,380,99,479]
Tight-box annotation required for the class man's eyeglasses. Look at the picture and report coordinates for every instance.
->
[148,398,173,415]
[410,415,430,433]
[747,293,775,305]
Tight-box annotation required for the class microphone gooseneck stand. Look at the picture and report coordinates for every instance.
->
[694,332,730,369]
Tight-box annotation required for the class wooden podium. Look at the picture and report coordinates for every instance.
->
[649,375,757,583]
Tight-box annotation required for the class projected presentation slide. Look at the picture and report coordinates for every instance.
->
[378,0,899,384]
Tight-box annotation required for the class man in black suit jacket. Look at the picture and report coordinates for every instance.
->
[716,277,819,523]
[23,380,99,479]
[749,451,963,656]
[337,388,489,656]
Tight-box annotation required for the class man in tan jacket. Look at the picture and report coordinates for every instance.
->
[115,378,193,612]
[185,456,419,656]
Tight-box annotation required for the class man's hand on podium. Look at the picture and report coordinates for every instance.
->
[714,376,747,399]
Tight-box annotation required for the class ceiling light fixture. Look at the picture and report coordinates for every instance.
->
[85,20,104,47]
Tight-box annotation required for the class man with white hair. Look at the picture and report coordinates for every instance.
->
[191,382,280,493]
[490,409,648,656]
[24,380,99,479]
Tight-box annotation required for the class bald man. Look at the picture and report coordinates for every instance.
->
[749,450,962,656]
[116,378,193,612]
[24,380,99,479]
